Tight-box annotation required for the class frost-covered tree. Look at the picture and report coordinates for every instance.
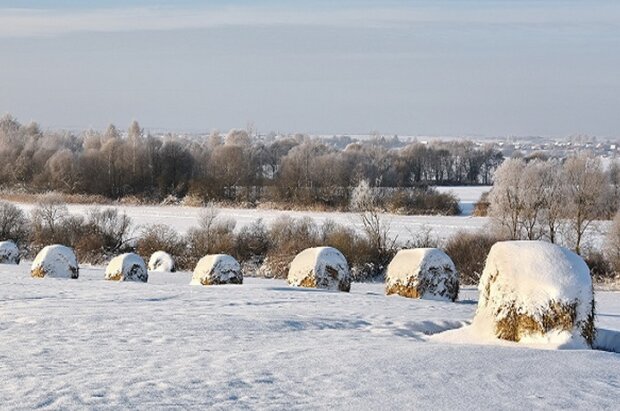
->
[538,160,567,244]
[488,158,527,239]
[564,154,608,254]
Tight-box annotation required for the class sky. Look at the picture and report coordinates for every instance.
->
[0,1,619,137]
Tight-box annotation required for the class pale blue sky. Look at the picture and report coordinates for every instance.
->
[0,1,619,137]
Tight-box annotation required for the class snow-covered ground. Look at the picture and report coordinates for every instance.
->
[7,186,488,246]
[1,264,619,409]
[10,185,609,248]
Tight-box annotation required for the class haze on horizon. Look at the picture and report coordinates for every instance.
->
[0,0,619,138]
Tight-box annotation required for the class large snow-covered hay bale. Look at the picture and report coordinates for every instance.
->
[287,246,351,292]
[385,248,459,301]
[475,241,595,347]
[31,244,79,279]
[191,254,243,285]
[0,240,20,264]
[148,251,176,272]
[105,253,148,282]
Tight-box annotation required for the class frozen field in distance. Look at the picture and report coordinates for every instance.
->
[11,186,609,247]
[0,264,619,409]
[12,186,491,244]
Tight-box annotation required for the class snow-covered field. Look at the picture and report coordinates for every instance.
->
[8,186,487,246]
[10,186,609,247]
[1,264,619,409]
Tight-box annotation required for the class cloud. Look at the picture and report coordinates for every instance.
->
[0,4,618,38]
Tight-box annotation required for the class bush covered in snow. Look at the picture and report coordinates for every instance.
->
[105,253,149,282]
[0,240,20,264]
[288,246,351,292]
[475,241,595,347]
[31,244,79,279]
[148,251,176,272]
[385,248,459,301]
[191,254,243,285]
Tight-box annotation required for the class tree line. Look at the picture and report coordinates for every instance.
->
[488,154,620,254]
[0,115,502,212]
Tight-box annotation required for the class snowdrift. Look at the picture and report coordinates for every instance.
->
[475,241,595,348]
[31,245,79,279]
[0,240,20,264]
[148,251,176,272]
[288,246,351,292]
[105,253,149,282]
[191,254,243,286]
[385,248,459,301]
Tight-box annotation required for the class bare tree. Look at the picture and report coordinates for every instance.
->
[539,160,566,244]
[350,179,395,264]
[30,193,69,237]
[564,154,608,254]
[488,158,526,240]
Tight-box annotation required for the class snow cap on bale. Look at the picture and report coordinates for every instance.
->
[105,253,148,282]
[0,240,20,264]
[148,251,176,272]
[191,254,243,285]
[475,241,595,348]
[288,246,351,292]
[31,244,79,279]
[386,248,459,301]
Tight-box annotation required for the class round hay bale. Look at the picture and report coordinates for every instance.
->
[287,246,351,292]
[191,254,243,286]
[385,248,459,301]
[31,244,79,279]
[475,241,595,347]
[148,251,176,272]
[105,253,148,282]
[0,240,20,265]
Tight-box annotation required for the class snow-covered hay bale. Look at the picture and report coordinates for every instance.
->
[105,253,149,282]
[287,246,351,292]
[475,241,595,347]
[0,240,20,265]
[385,248,459,301]
[191,254,243,286]
[148,251,176,272]
[31,245,79,279]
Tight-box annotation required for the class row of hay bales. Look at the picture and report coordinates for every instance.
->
[1,239,596,347]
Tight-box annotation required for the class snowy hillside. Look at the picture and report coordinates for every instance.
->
[0,264,619,409]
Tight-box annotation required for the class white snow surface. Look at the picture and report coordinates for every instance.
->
[105,253,149,282]
[288,246,350,291]
[148,251,175,272]
[386,248,458,301]
[191,254,242,285]
[446,241,594,348]
[31,244,79,279]
[0,240,19,264]
[8,186,609,248]
[0,265,619,409]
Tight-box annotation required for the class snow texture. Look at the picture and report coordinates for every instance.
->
[288,246,351,292]
[474,241,594,348]
[148,251,176,272]
[30,244,79,279]
[0,240,20,264]
[191,254,243,285]
[105,253,149,282]
[9,186,609,248]
[386,248,459,301]
[0,265,619,409]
